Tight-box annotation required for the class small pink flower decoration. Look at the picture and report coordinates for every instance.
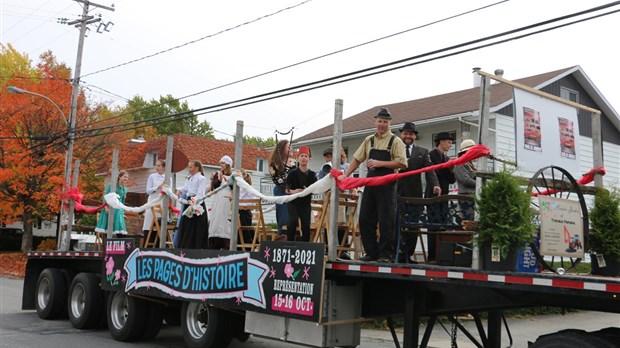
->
[114,269,121,281]
[284,263,295,279]
[105,257,114,275]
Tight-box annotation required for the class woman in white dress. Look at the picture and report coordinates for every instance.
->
[208,155,234,249]
[142,159,168,235]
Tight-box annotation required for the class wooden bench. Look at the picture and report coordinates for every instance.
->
[397,195,475,265]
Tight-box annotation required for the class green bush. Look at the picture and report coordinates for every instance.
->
[589,188,620,261]
[475,171,534,258]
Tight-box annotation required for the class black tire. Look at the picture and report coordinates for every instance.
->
[141,301,164,340]
[106,291,147,342]
[230,311,249,343]
[35,268,68,319]
[181,302,233,348]
[68,273,104,329]
[531,329,618,348]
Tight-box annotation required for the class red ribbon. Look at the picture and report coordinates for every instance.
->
[332,144,491,190]
[64,187,107,214]
[533,166,606,196]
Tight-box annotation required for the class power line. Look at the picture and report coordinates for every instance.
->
[80,0,508,129]
[19,2,620,151]
[80,0,313,78]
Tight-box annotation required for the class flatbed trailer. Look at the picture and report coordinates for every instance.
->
[22,241,620,348]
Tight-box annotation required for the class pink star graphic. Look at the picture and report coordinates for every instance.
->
[216,255,221,266]
[138,250,143,257]
[302,266,310,280]
[179,251,186,263]
[263,246,271,261]
[236,297,242,305]
[121,274,127,283]
[269,266,276,278]
[201,296,206,302]
[169,289,174,296]
[147,281,151,290]
[104,256,108,262]
[125,241,131,250]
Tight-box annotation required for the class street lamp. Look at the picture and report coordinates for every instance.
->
[7,86,68,125]
[7,85,74,250]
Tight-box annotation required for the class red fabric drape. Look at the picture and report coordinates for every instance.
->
[64,187,107,214]
[533,166,606,196]
[332,144,491,190]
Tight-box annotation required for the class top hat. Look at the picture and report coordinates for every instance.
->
[434,132,455,142]
[458,139,476,154]
[399,122,418,135]
[374,107,392,120]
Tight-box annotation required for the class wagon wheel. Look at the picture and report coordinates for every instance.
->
[528,166,589,273]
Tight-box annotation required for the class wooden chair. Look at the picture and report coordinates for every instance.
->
[310,195,330,243]
[143,206,175,248]
[237,199,263,251]
[336,193,362,260]
[244,199,278,250]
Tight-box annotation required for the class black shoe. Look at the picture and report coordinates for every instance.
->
[377,256,393,263]
[338,252,351,260]
[359,255,377,262]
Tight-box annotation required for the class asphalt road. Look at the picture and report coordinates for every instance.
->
[1,276,618,348]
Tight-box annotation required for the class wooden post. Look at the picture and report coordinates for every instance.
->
[159,136,174,248]
[591,112,604,188]
[230,120,243,250]
[106,150,119,239]
[328,99,343,261]
[473,71,491,270]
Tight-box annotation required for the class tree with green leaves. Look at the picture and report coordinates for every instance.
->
[243,135,275,147]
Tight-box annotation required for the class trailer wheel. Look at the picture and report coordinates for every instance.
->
[164,304,181,326]
[140,301,164,340]
[181,302,233,348]
[107,291,147,342]
[68,273,103,329]
[530,329,617,348]
[35,268,68,319]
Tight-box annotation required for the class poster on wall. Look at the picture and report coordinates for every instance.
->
[538,196,584,258]
[513,89,581,176]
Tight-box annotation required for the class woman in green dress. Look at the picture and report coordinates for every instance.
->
[95,170,129,234]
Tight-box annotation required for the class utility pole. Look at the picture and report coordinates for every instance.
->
[60,0,115,251]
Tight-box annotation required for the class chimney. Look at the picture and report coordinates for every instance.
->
[472,67,481,87]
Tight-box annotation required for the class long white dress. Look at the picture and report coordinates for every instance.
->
[142,172,166,231]
[208,185,232,240]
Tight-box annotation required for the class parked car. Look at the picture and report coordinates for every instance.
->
[0,227,24,251]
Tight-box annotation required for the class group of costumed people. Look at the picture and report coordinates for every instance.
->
[84,106,604,263]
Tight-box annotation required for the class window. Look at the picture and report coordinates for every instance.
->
[144,153,157,167]
[432,131,457,157]
[560,87,579,103]
[256,158,267,173]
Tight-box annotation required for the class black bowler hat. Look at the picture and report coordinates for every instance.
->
[399,122,418,135]
[434,132,455,142]
[374,107,392,120]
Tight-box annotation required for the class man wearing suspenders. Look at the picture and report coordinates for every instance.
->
[339,108,407,262]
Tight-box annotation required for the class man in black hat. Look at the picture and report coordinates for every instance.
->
[339,107,407,262]
[396,122,440,263]
[424,131,456,262]
[317,147,333,179]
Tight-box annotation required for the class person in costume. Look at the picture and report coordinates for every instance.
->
[338,108,407,263]
[208,155,234,250]
[142,160,170,239]
[285,146,317,242]
[454,139,477,220]
[269,139,293,237]
[177,160,208,249]
[95,170,129,235]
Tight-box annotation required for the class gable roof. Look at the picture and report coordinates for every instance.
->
[295,67,601,142]
[125,134,271,172]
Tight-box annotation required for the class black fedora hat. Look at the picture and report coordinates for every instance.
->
[322,147,333,156]
[374,107,392,120]
[434,132,455,142]
[399,122,418,135]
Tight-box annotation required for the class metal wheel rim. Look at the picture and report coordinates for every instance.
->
[37,277,51,310]
[185,302,208,340]
[110,292,129,330]
[70,283,86,319]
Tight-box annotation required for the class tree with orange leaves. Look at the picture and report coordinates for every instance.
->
[0,44,130,251]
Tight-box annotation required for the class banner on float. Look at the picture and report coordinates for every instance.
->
[538,196,584,258]
[513,89,580,176]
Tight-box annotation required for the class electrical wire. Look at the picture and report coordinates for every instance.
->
[79,0,509,128]
[80,0,313,78]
